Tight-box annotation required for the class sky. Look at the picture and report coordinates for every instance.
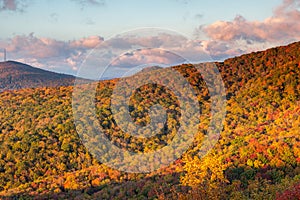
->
[0,0,299,78]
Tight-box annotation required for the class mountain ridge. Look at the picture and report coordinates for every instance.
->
[0,61,77,91]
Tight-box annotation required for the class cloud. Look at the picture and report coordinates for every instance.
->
[102,33,188,51]
[200,0,300,43]
[77,31,217,79]
[0,0,27,12]
[0,31,231,77]
[5,33,71,58]
[194,14,203,20]
[110,48,186,69]
[71,35,104,48]
[0,33,103,73]
[0,0,105,13]
[83,18,95,25]
[71,0,105,9]
[3,0,299,79]
[186,0,300,61]
[0,0,16,10]
[49,13,59,23]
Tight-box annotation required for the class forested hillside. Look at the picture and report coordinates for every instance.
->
[0,42,300,199]
[0,61,77,91]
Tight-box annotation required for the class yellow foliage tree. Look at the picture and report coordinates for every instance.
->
[181,151,229,187]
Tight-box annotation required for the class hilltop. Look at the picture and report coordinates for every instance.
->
[0,61,76,91]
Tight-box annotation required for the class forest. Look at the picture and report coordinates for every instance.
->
[0,41,300,199]
[0,61,77,91]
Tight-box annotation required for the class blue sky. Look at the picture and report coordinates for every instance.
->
[0,0,299,78]
[0,0,282,40]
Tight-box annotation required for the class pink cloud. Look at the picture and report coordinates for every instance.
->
[110,48,185,68]
[0,0,27,12]
[1,0,16,10]
[3,6,297,78]
[0,33,104,74]
[6,34,70,58]
[71,36,103,48]
[201,0,300,43]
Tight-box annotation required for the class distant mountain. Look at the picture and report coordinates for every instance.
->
[0,61,77,91]
[139,66,163,73]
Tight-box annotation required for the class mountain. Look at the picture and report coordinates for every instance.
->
[0,41,300,199]
[0,61,77,91]
[139,65,163,73]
